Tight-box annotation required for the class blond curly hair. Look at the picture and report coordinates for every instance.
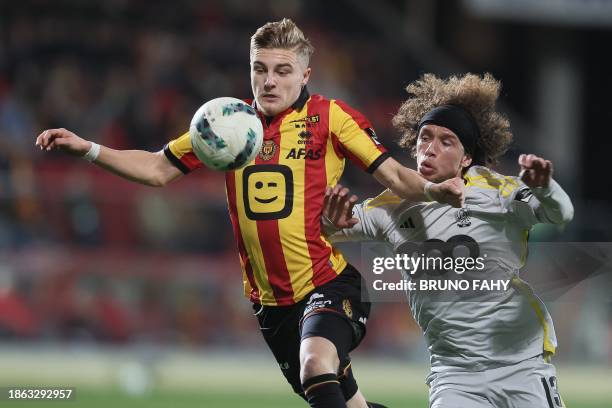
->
[392,73,513,166]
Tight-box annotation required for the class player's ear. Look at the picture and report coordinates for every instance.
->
[461,154,473,169]
[302,67,311,86]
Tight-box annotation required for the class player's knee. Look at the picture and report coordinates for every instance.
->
[300,352,339,381]
[299,338,340,381]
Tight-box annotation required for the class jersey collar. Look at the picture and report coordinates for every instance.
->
[252,86,310,124]
[291,86,310,110]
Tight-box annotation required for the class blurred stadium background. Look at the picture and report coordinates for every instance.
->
[1,0,611,407]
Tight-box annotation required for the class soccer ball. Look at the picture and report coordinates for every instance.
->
[189,97,264,171]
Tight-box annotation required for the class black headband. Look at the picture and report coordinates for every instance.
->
[417,105,480,158]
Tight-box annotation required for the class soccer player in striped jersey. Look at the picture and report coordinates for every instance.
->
[35,19,464,408]
[323,73,574,408]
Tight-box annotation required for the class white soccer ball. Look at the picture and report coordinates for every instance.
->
[189,97,264,171]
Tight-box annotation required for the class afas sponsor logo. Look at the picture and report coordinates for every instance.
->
[285,148,322,160]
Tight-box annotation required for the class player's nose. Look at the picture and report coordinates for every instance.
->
[264,74,276,89]
[424,141,437,156]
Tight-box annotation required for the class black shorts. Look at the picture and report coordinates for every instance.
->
[252,264,370,395]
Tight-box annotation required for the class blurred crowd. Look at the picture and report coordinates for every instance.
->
[0,0,420,353]
[0,0,609,363]
[0,249,258,347]
[0,0,415,250]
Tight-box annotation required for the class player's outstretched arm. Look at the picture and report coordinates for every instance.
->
[517,154,574,224]
[35,128,183,187]
[373,157,464,207]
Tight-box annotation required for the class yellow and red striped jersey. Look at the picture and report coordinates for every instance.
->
[164,88,389,305]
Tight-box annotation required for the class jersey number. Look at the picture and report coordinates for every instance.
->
[541,376,563,407]
[397,234,479,277]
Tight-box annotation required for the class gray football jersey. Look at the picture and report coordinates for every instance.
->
[329,166,574,371]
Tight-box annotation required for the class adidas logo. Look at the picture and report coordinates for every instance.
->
[400,218,415,229]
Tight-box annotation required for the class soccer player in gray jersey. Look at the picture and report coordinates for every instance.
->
[323,73,573,408]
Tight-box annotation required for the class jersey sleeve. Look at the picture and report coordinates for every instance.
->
[163,131,204,174]
[328,99,390,173]
[325,190,400,243]
[506,178,574,226]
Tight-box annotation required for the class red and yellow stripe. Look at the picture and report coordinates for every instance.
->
[165,94,387,306]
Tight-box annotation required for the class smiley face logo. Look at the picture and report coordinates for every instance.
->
[243,165,293,220]
[254,180,279,204]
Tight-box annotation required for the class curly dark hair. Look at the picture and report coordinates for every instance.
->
[392,73,513,166]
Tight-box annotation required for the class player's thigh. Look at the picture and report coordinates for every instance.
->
[494,358,564,408]
[253,303,303,393]
[301,312,353,368]
[301,264,371,353]
[427,370,493,408]
[300,310,361,400]
[429,386,493,408]
[299,265,372,400]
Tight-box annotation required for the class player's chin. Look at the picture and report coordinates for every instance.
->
[258,100,283,116]
[419,167,438,181]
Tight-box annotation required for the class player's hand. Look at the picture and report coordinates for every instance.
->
[35,128,91,157]
[428,177,464,208]
[323,184,359,229]
[519,154,552,188]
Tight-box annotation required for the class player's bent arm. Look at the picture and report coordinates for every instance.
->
[529,179,574,225]
[372,158,427,202]
[373,158,464,207]
[94,146,183,187]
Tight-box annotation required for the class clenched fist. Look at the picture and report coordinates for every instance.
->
[427,177,465,208]
[519,154,552,189]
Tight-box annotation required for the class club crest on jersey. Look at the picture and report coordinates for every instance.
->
[455,207,472,227]
[259,140,277,161]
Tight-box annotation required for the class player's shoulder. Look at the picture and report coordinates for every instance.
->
[327,97,365,115]
[362,189,404,213]
[308,93,328,102]
[355,189,403,230]
[300,92,334,109]
[464,166,534,210]
[464,166,524,199]
[304,94,339,113]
